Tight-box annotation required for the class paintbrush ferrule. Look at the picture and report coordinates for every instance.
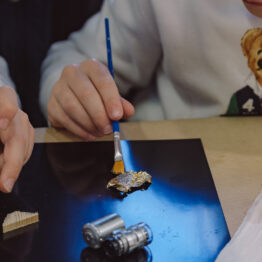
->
[113,131,123,162]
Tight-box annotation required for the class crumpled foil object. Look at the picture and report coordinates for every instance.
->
[107,171,152,193]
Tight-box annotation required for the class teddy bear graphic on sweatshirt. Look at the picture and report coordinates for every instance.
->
[227,28,262,115]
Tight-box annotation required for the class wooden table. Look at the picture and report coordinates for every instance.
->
[35,116,262,237]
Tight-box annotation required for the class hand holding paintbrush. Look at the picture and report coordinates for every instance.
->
[46,28,134,141]
[104,17,125,174]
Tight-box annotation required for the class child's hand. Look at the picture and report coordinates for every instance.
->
[47,59,135,140]
[0,86,34,193]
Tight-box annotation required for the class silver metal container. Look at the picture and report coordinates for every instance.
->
[82,213,125,249]
[104,222,153,257]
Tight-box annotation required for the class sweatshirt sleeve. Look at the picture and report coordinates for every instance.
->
[0,56,21,107]
[39,0,162,119]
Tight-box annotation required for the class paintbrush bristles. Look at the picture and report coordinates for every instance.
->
[112,160,125,174]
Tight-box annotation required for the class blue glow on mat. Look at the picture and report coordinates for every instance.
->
[117,140,229,261]
[18,141,230,262]
[62,140,229,261]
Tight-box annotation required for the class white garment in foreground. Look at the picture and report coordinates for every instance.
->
[216,190,262,262]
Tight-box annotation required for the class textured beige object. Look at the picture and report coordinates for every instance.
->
[2,211,39,233]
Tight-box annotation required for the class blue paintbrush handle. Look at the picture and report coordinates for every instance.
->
[105,18,120,133]
[105,18,115,78]
[112,120,119,132]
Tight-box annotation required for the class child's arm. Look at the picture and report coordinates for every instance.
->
[39,0,162,139]
[0,56,34,193]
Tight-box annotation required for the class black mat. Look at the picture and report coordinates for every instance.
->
[0,139,230,261]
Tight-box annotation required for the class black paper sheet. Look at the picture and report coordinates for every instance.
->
[0,139,230,261]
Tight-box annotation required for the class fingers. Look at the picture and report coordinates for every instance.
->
[24,120,35,163]
[80,60,123,120]
[48,95,97,140]
[53,79,107,136]
[0,135,24,193]
[121,97,135,119]
[0,86,18,130]
[0,110,34,193]
[48,59,135,139]
[64,65,113,134]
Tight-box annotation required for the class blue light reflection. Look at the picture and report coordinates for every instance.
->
[19,140,230,262]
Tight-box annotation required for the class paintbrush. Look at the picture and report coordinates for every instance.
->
[105,17,125,175]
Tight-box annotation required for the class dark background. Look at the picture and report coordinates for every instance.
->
[0,0,103,127]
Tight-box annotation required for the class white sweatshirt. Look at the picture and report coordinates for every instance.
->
[0,56,17,90]
[40,0,262,121]
[0,56,20,106]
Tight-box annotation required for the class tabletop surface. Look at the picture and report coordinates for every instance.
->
[35,116,262,236]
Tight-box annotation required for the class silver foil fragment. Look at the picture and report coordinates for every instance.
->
[107,171,152,193]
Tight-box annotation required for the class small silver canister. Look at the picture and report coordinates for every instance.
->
[82,213,125,249]
[104,222,153,257]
